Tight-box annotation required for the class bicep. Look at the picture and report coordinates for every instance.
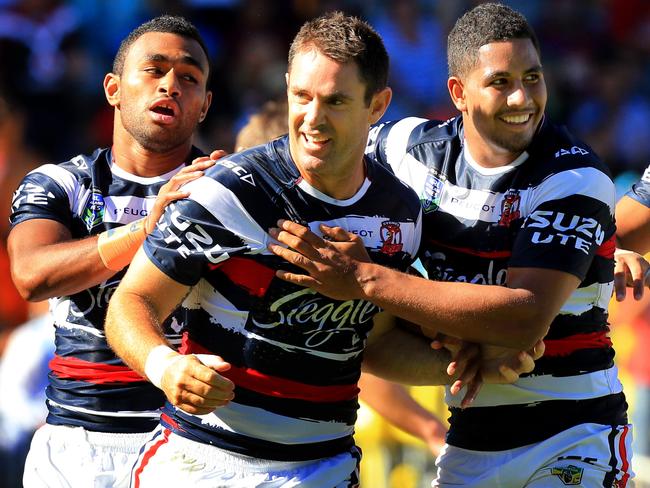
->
[615,195,650,254]
[8,219,72,263]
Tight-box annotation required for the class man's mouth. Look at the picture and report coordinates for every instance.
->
[303,133,331,148]
[499,113,533,125]
[149,100,178,124]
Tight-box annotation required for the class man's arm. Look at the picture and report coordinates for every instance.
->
[8,159,214,302]
[358,373,446,456]
[105,247,234,415]
[269,221,578,350]
[616,195,650,254]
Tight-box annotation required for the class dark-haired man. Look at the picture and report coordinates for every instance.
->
[270,3,633,486]
[104,10,537,486]
[8,15,215,488]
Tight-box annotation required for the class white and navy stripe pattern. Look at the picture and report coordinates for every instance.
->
[367,116,625,450]
[143,136,422,461]
[9,147,204,432]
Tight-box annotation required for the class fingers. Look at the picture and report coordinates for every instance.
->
[528,340,545,360]
[209,149,228,160]
[185,158,215,174]
[448,342,480,395]
[162,355,235,415]
[614,249,650,300]
[460,377,482,409]
[613,259,627,302]
[319,223,358,243]
[267,242,318,274]
[276,220,325,248]
[275,269,320,288]
[268,228,323,262]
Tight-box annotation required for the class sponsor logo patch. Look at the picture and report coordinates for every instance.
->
[551,465,584,485]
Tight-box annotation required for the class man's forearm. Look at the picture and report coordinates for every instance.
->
[105,289,170,378]
[355,262,542,349]
[362,326,452,386]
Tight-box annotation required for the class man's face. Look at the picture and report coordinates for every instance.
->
[452,38,547,162]
[112,32,211,153]
[287,48,384,193]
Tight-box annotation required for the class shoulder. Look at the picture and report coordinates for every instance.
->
[531,120,609,175]
[368,116,461,167]
[527,121,615,210]
[367,157,421,210]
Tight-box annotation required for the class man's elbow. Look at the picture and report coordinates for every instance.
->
[10,270,48,302]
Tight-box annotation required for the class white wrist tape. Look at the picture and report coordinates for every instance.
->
[144,345,183,389]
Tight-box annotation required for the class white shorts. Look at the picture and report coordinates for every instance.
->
[130,426,361,487]
[432,423,633,487]
[23,423,154,488]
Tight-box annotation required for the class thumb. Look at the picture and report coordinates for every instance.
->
[195,354,231,372]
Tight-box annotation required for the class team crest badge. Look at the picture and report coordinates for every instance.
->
[551,465,584,485]
[421,170,445,214]
[498,190,521,227]
[82,187,105,231]
[380,221,403,256]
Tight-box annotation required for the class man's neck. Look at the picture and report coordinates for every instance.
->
[463,135,522,169]
[111,138,192,177]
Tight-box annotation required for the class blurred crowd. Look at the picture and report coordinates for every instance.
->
[2,0,650,487]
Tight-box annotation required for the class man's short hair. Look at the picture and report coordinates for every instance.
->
[447,3,540,78]
[112,15,209,76]
[288,11,389,105]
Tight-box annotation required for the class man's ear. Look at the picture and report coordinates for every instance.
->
[199,91,212,122]
[104,73,120,107]
[369,87,392,125]
[448,77,466,112]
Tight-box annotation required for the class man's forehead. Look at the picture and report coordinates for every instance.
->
[126,32,208,70]
[474,39,541,71]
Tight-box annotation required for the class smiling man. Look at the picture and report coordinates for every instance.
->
[268,3,632,487]
[8,15,215,488]
[103,12,424,487]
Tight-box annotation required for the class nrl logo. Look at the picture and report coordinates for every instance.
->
[422,171,444,214]
[82,188,105,231]
[551,465,584,485]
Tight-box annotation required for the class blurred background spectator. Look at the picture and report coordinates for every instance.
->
[1,1,650,486]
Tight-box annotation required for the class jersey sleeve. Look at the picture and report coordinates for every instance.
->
[509,166,616,280]
[625,164,650,207]
[10,164,78,229]
[143,172,269,286]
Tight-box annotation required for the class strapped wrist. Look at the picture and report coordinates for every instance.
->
[97,218,148,271]
[144,344,183,389]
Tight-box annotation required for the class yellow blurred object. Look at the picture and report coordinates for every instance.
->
[389,463,420,488]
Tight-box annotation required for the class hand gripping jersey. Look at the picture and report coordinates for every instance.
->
[625,163,650,207]
[366,116,627,451]
[10,147,204,433]
[143,136,422,461]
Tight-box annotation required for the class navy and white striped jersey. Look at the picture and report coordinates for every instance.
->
[366,116,627,450]
[9,147,204,433]
[625,164,650,207]
[143,136,422,461]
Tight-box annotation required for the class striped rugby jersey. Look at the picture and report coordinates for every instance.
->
[366,116,627,450]
[625,163,650,207]
[9,147,204,433]
[143,135,422,461]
